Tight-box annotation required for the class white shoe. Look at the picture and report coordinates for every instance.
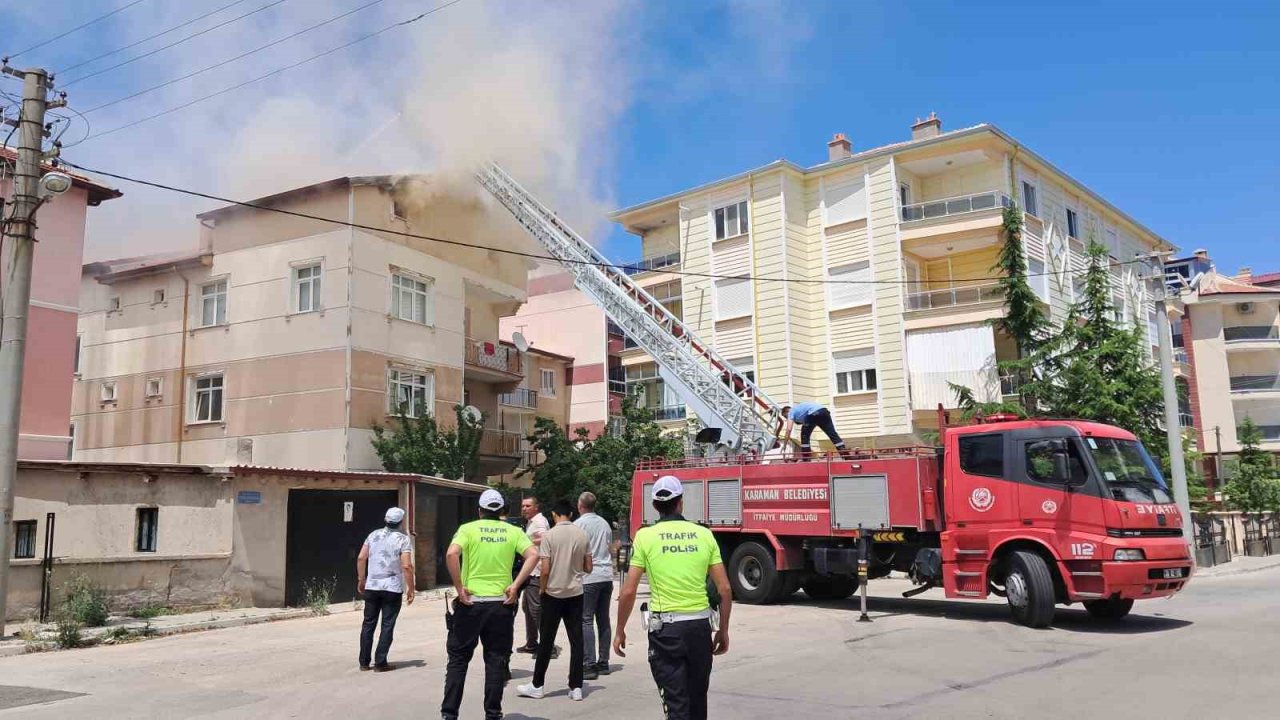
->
[517,683,545,699]
[569,688,583,701]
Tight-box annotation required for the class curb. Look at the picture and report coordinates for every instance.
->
[1195,558,1280,579]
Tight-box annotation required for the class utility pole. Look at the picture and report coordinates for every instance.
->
[0,65,54,638]
[1146,253,1193,553]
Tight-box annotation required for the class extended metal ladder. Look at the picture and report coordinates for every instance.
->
[475,163,784,454]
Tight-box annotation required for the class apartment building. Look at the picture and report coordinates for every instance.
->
[610,117,1173,446]
[0,150,120,460]
[72,175,544,478]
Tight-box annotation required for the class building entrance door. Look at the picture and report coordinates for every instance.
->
[285,489,399,606]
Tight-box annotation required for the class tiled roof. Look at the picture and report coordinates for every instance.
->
[1198,270,1280,296]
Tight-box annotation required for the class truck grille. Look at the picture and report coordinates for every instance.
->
[1107,528,1184,538]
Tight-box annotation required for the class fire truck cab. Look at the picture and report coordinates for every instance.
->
[630,416,1193,628]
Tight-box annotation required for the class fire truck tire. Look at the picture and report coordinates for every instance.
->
[802,575,857,601]
[1083,597,1134,620]
[728,542,782,604]
[1005,550,1055,628]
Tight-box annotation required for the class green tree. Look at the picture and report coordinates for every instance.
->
[1224,417,1280,512]
[371,405,484,480]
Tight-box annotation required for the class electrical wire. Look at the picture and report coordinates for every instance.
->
[58,159,1154,287]
[75,0,466,142]
[82,0,391,114]
[5,0,150,61]
[58,0,253,76]
[59,0,291,87]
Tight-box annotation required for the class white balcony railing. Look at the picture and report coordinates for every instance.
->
[498,388,538,409]
[907,282,1004,312]
[901,190,1012,223]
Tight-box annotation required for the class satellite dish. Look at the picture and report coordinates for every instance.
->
[462,405,483,424]
[512,331,530,353]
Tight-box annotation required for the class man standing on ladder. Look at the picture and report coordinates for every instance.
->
[778,402,855,460]
[614,476,732,720]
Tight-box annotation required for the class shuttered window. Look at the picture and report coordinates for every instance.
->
[714,200,749,241]
[714,278,752,321]
[824,177,867,226]
[828,261,873,309]
[832,349,877,394]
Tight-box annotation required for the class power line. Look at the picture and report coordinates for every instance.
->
[58,0,253,76]
[58,160,1153,287]
[83,0,391,114]
[59,0,291,88]
[75,0,466,142]
[5,0,149,61]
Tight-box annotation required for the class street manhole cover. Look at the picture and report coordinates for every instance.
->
[0,685,86,711]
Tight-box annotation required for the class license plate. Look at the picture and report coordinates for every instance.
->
[1162,568,1184,579]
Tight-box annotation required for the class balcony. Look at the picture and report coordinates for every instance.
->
[901,190,1012,223]
[1224,325,1279,344]
[907,282,1004,312]
[650,405,687,422]
[474,428,524,477]
[618,252,680,276]
[499,388,538,410]
[1248,424,1280,442]
[464,339,523,383]
[1230,375,1280,394]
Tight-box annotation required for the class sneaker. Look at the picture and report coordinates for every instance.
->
[373,664,393,673]
[515,644,538,654]
[516,683,545,699]
[595,661,612,675]
[583,666,599,681]
[569,688,583,702]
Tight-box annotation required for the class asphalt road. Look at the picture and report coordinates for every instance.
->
[2,567,1276,719]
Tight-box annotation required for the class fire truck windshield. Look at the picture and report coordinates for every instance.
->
[1085,437,1173,503]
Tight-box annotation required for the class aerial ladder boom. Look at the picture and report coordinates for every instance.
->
[475,163,784,454]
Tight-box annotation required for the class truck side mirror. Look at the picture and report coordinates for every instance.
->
[1052,452,1071,483]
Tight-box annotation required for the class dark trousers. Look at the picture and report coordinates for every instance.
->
[532,593,585,689]
[442,600,516,720]
[358,589,402,668]
[800,408,846,453]
[582,581,613,666]
[521,576,543,648]
[648,620,713,720]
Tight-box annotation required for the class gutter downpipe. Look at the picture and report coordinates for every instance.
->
[173,266,191,463]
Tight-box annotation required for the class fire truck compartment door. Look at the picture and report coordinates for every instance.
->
[642,480,705,525]
[831,475,890,530]
[706,479,742,525]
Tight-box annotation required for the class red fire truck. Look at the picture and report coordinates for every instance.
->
[630,415,1193,627]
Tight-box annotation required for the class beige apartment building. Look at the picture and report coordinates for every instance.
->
[610,117,1174,445]
[72,176,570,479]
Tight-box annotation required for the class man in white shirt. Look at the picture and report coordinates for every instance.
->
[574,492,615,680]
[356,506,414,671]
[517,496,555,655]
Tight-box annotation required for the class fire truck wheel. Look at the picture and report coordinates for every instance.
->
[1083,597,1134,620]
[729,542,782,604]
[1005,550,1056,628]
[802,575,857,601]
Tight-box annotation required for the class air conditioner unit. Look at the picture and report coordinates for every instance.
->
[1238,302,1255,314]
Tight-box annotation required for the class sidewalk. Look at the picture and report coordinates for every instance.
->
[1195,553,1280,578]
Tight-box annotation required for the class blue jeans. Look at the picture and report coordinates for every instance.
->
[581,581,613,666]
[359,589,402,667]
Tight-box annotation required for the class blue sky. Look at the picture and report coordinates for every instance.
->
[3,0,1277,274]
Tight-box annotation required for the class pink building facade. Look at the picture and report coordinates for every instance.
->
[1,152,120,460]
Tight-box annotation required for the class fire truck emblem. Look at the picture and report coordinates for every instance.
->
[1041,500,1058,514]
[969,487,995,512]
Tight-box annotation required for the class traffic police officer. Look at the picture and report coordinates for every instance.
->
[441,489,540,720]
[615,476,733,720]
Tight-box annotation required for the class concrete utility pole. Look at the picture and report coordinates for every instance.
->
[1147,254,1194,553]
[0,66,53,637]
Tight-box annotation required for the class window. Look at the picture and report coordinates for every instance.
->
[74,334,82,375]
[1028,258,1049,302]
[713,200,749,241]
[832,349,877,394]
[388,369,433,418]
[191,374,225,423]
[199,280,228,327]
[899,183,911,207]
[1025,439,1088,484]
[153,288,166,305]
[827,261,873,309]
[1021,181,1038,217]
[108,296,121,312]
[541,369,557,396]
[292,263,322,313]
[824,177,867,226]
[101,381,117,403]
[136,508,158,553]
[14,520,36,559]
[723,356,756,391]
[714,277,752,321]
[145,377,163,398]
[390,272,432,325]
[1066,208,1080,239]
[959,433,1004,477]
[68,423,76,460]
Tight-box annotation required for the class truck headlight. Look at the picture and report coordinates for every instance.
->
[1114,549,1146,561]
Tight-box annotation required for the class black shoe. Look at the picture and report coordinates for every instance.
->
[359,665,372,672]
[549,645,561,659]
[583,666,599,681]
[595,661,612,675]
[515,644,537,654]
[373,663,393,672]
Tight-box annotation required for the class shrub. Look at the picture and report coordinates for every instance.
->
[61,575,110,627]
[302,577,338,616]
[54,617,85,649]
[127,605,171,620]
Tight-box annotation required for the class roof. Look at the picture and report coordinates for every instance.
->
[1196,270,1280,297]
[0,148,122,205]
[18,460,226,476]
[1252,271,1280,286]
[194,174,409,221]
[230,465,487,493]
[949,418,1138,440]
[500,339,575,363]
[609,123,1173,251]
[84,250,209,283]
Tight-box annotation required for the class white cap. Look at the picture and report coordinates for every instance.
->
[652,475,684,500]
[479,489,506,511]
[385,507,406,524]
